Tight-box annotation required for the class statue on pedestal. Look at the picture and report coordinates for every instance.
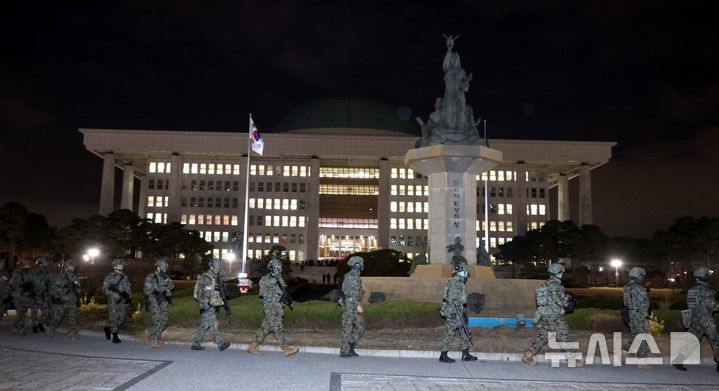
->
[416,35,482,148]
[408,246,428,276]
[477,239,492,267]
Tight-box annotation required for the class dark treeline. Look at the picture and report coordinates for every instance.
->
[496,217,719,287]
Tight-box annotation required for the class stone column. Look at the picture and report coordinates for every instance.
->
[305,157,321,261]
[99,152,116,216]
[406,145,502,265]
[377,159,390,249]
[167,153,182,223]
[138,173,148,219]
[557,174,570,221]
[120,164,135,211]
[579,164,593,225]
[514,163,528,235]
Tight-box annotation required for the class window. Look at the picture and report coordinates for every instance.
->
[274,198,280,210]
[282,216,288,227]
[290,199,297,210]
[199,180,205,191]
[283,183,289,192]
[284,166,290,176]
[216,164,224,175]
[233,181,239,191]
[215,198,221,208]
[224,198,230,208]
[258,165,265,176]
[191,180,197,191]
[300,183,306,193]
[191,163,198,174]
[407,185,414,196]
[290,216,297,227]
[232,198,238,208]
[390,202,397,212]
[391,185,397,195]
[282,199,289,210]
[273,215,280,227]
[539,188,546,198]
[300,166,307,177]
[399,168,406,179]
[183,163,190,174]
[399,185,405,196]
[148,179,155,190]
[223,215,230,225]
[233,164,240,175]
[198,197,204,208]
[391,168,398,178]
[506,204,513,214]
[200,163,206,174]
[258,182,264,192]
[292,183,297,192]
[197,215,204,225]
[299,200,305,210]
[149,162,157,173]
[539,204,546,215]
[299,216,305,227]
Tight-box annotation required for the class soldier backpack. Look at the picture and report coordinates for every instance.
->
[536,281,549,307]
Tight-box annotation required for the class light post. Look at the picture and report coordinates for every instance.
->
[610,258,622,286]
[227,252,236,274]
[84,248,100,264]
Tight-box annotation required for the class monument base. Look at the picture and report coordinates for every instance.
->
[409,264,495,279]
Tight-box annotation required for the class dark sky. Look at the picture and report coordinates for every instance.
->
[1,1,718,238]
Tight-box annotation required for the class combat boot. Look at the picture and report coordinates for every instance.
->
[461,349,478,361]
[218,341,231,352]
[349,343,359,357]
[104,326,111,340]
[37,323,45,333]
[248,341,262,355]
[191,344,205,351]
[439,351,455,363]
[143,329,151,345]
[673,364,687,371]
[284,346,299,356]
[152,340,162,349]
[521,352,537,366]
[32,325,38,333]
[112,332,121,343]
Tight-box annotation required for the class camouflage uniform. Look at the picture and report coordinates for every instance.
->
[143,266,174,346]
[9,261,34,335]
[253,271,289,348]
[623,276,650,357]
[102,263,132,338]
[686,280,719,362]
[31,259,52,333]
[340,258,365,357]
[49,261,81,338]
[0,260,11,316]
[525,270,581,365]
[440,274,470,352]
[192,260,230,351]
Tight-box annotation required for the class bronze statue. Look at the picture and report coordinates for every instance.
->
[408,246,428,276]
[447,237,468,270]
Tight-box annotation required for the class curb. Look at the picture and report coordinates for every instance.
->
[68,328,717,365]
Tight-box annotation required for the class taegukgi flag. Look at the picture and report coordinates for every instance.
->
[249,116,264,156]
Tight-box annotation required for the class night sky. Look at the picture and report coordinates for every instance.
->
[1,1,718,238]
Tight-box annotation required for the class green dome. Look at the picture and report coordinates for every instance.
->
[273,97,420,135]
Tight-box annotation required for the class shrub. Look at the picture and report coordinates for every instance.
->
[649,312,664,337]
[335,249,410,277]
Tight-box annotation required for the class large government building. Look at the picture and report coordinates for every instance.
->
[81,98,615,264]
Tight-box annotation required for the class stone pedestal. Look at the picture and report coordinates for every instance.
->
[410,264,496,279]
[405,144,502,266]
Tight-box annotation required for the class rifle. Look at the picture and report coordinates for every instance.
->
[216,274,232,324]
[273,274,293,310]
[108,275,132,304]
[454,306,473,346]
[564,296,577,314]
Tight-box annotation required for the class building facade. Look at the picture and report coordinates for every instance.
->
[81,122,614,265]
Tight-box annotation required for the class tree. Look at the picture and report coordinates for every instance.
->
[335,249,410,278]
[0,202,55,264]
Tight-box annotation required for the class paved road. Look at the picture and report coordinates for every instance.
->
[0,326,717,391]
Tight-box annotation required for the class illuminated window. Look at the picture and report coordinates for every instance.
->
[189,214,196,224]
[399,219,405,229]
[250,165,256,175]
[149,162,157,173]
[284,166,290,176]
[489,170,496,181]
[481,220,487,231]
[319,167,380,179]
[399,202,405,212]
[265,216,271,226]
[257,199,264,209]
[181,214,187,224]
[498,221,505,231]
[408,168,414,178]
[476,220,480,231]
[292,166,298,176]
[407,202,414,213]
[217,164,223,175]
[200,163,206,174]
[498,171,505,181]
[267,166,274,176]
[265,198,272,210]
[290,216,297,227]
[223,215,229,225]
[415,202,422,212]
[222,232,229,243]
[399,185,405,196]
[191,163,198,174]
[300,166,307,177]
[415,218,422,229]
[198,215,204,225]
[290,199,297,210]
[183,163,190,174]
[539,204,546,215]
[282,216,288,227]
[506,171,513,181]
[424,186,429,196]
[391,168,398,178]
[391,185,397,195]
[424,219,428,229]
[407,219,413,229]
[424,202,428,211]
[490,221,497,231]
[506,204,513,214]
[233,164,240,175]
[498,204,505,215]
[274,198,280,210]
[399,168,406,179]
[147,196,154,207]
[273,216,280,226]
[530,204,538,215]
[390,202,397,212]
[298,216,305,227]
[282,199,289,210]
[407,186,414,196]
[231,215,238,225]
[490,237,497,248]
[249,198,255,208]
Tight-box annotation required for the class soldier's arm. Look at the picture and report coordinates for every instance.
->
[165,278,175,294]
[636,286,650,312]
[143,275,154,296]
[197,276,210,308]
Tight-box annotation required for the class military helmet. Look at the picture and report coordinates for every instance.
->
[694,267,711,279]
[348,256,364,267]
[267,258,282,270]
[628,267,646,278]
[36,257,48,265]
[209,258,222,268]
[63,259,76,268]
[154,259,169,271]
[548,263,565,275]
[20,259,32,267]
[112,259,125,267]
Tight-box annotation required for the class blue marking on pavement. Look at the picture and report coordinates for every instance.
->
[468,317,535,327]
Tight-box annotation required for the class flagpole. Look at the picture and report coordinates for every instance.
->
[483,119,490,254]
[241,114,252,275]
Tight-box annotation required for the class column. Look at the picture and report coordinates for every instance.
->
[138,173,148,219]
[99,152,115,216]
[579,164,593,225]
[515,163,528,235]
[121,164,135,211]
[557,174,570,221]
[167,153,182,222]
[377,159,390,249]
[305,157,321,261]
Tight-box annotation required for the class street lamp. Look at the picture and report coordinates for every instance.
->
[227,252,236,274]
[84,248,100,264]
[610,258,622,286]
